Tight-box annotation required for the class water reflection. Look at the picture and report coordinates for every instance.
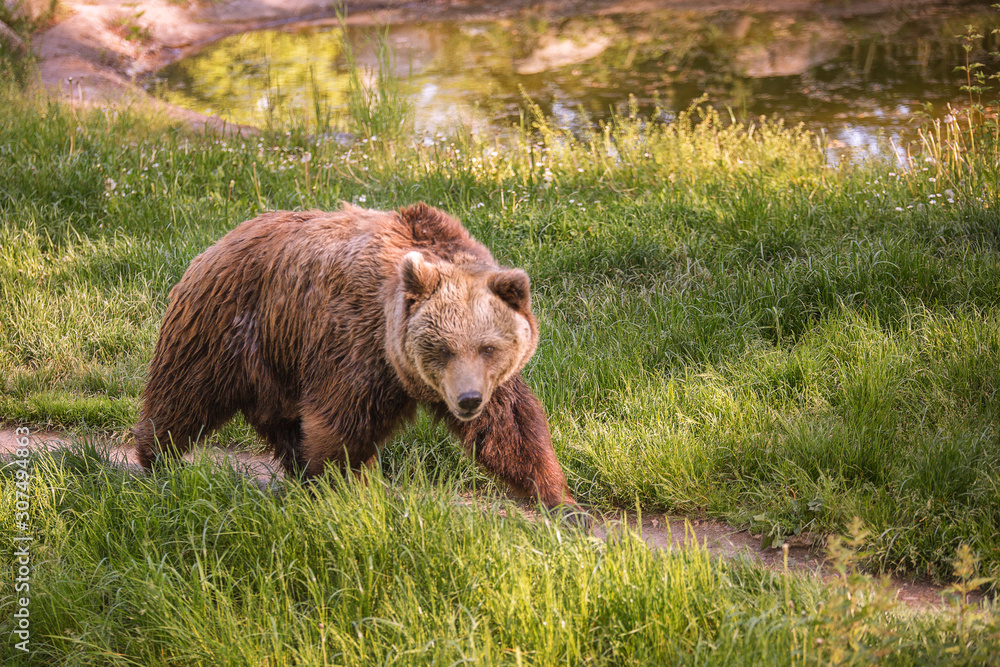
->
[151,1,999,160]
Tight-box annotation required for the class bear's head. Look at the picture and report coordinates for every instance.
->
[392,251,539,421]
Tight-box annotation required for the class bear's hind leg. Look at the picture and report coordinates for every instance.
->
[133,409,231,470]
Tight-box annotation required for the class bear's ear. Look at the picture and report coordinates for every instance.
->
[489,269,531,313]
[400,251,440,302]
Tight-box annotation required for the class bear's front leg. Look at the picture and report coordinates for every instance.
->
[443,375,581,514]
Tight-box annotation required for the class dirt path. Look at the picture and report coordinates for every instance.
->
[0,426,280,485]
[0,426,959,610]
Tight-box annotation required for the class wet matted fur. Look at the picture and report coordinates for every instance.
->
[134,203,578,511]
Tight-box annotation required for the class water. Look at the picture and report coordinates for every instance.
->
[151,1,999,160]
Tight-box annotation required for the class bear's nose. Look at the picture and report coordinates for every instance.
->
[458,391,482,412]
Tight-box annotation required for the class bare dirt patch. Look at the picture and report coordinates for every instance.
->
[1,426,960,610]
[0,426,280,484]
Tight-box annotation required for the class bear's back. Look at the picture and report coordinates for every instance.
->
[164,203,494,386]
[214,202,494,276]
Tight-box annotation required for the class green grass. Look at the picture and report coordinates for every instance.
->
[1,68,1000,660]
[1,444,998,665]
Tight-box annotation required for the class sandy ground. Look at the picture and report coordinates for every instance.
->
[0,426,962,610]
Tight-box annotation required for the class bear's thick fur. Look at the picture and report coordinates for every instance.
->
[134,203,578,510]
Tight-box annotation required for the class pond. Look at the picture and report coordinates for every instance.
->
[150,1,999,161]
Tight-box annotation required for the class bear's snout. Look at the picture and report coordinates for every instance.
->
[451,386,486,421]
[458,391,483,412]
[437,354,492,421]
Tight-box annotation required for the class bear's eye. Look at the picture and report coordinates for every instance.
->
[438,345,454,359]
[480,345,495,357]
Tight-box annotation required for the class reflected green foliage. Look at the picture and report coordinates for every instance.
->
[153,3,1000,147]
[157,28,351,128]
[343,26,413,139]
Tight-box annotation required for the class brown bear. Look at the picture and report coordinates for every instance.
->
[134,202,581,515]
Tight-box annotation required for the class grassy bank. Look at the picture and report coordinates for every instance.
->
[2,445,998,664]
[1,68,999,660]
